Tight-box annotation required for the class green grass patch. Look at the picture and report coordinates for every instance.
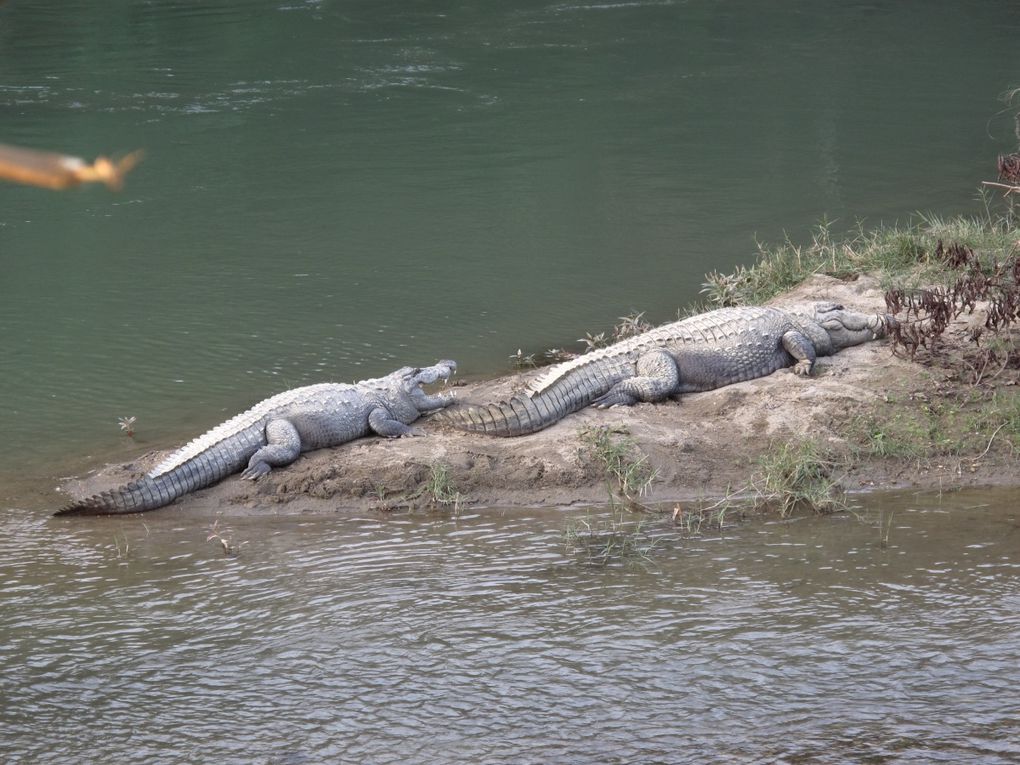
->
[670,494,748,537]
[846,386,1020,465]
[420,461,463,513]
[578,425,658,509]
[751,440,846,517]
[700,210,1019,309]
[564,510,659,567]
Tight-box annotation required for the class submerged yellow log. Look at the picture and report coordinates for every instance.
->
[0,143,142,191]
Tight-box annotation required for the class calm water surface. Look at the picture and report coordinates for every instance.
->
[2,1,1020,485]
[2,489,1018,763]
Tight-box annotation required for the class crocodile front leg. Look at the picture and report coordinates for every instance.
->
[781,330,818,376]
[368,406,424,437]
[592,349,680,408]
[242,419,302,479]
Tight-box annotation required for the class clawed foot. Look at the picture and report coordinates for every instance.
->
[793,360,813,377]
[241,462,271,480]
[400,426,426,438]
[592,391,638,409]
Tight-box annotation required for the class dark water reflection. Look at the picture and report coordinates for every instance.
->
[2,489,1018,763]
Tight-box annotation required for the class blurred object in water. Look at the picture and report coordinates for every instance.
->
[0,143,142,191]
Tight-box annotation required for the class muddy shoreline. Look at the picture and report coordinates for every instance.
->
[57,275,1020,517]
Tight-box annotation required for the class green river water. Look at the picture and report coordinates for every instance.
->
[2,3,1019,762]
[2,1,1020,488]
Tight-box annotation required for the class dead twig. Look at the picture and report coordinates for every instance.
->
[982,180,1020,195]
[971,422,1008,466]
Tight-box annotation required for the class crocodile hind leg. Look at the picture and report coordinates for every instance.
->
[592,349,680,408]
[781,330,818,376]
[241,419,302,479]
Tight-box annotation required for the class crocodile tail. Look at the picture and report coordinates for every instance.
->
[55,474,185,516]
[439,393,576,437]
[55,438,256,516]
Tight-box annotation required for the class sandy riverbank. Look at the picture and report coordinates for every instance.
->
[58,274,1020,517]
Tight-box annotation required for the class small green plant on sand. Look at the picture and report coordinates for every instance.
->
[577,330,609,353]
[845,386,1020,471]
[543,347,577,363]
[751,440,845,517]
[567,427,663,565]
[422,461,463,512]
[511,311,654,370]
[578,425,658,509]
[613,311,654,340]
[508,348,539,369]
[847,407,936,461]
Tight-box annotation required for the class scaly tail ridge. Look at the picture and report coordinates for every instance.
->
[440,392,578,437]
[55,438,257,516]
[56,474,185,516]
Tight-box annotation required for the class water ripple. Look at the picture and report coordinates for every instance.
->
[2,493,1020,763]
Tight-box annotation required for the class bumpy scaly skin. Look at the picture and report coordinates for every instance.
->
[56,360,457,516]
[441,302,894,437]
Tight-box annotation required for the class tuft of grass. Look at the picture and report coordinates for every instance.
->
[669,492,748,538]
[700,212,1019,308]
[578,425,658,509]
[543,347,578,363]
[568,427,664,565]
[513,311,657,368]
[751,440,845,517]
[577,330,610,353]
[613,311,654,340]
[508,348,539,369]
[421,461,463,513]
[564,509,659,567]
[118,416,137,438]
